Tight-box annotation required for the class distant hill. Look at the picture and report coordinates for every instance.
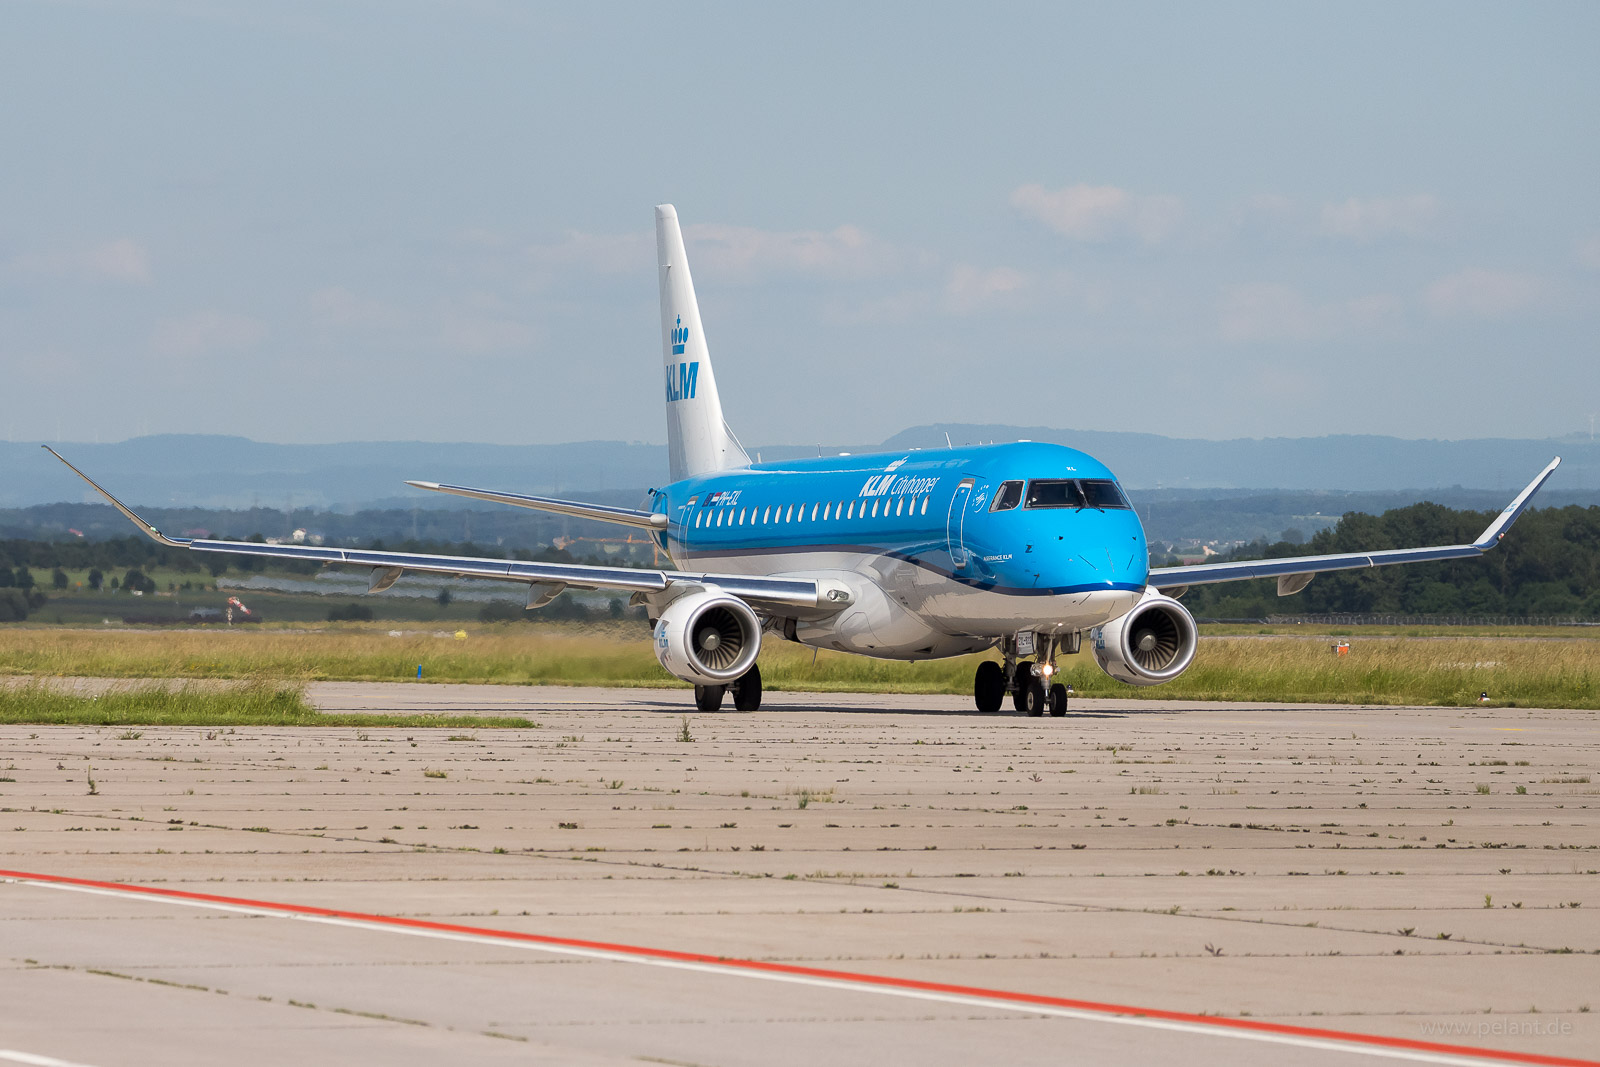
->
[4,436,674,511]
[5,427,1595,511]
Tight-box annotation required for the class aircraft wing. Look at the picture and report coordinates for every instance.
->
[405,480,666,530]
[1147,457,1560,594]
[44,448,842,615]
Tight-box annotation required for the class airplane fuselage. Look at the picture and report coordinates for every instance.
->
[652,441,1147,659]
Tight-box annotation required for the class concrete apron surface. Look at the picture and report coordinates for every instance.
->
[2,681,1597,1066]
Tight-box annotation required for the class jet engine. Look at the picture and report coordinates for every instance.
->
[652,587,761,686]
[1090,589,1198,686]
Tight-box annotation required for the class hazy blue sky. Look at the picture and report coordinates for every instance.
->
[3,1,1597,447]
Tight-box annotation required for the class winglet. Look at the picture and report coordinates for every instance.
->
[1473,456,1561,550]
[41,446,191,548]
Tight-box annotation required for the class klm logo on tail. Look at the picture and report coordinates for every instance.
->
[665,360,699,402]
[671,315,688,355]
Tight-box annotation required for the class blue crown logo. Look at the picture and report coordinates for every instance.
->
[671,315,687,355]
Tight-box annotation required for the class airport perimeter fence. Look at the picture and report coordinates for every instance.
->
[1261,614,1599,628]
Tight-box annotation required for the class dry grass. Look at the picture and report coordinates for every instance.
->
[1,625,1597,708]
[1145,635,1599,708]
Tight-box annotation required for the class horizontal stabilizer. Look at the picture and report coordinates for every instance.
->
[406,480,666,530]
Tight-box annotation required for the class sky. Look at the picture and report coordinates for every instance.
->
[3,0,1598,448]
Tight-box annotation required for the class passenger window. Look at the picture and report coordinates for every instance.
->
[785,505,794,522]
[693,511,702,528]
[737,508,745,525]
[895,497,904,516]
[991,480,1024,512]
[920,496,929,515]
[868,500,877,518]
[847,501,856,519]
[1024,479,1086,509]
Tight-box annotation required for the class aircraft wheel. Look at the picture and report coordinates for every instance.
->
[731,664,763,711]
[973,661,1005,714]
[1048,682,1069,717]
[1010,662,1034,713]
[1019,678,1047,717]
[694,684,725,712]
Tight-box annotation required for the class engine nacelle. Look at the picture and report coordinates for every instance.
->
[1090,589,1198,686]
[652,587,761,686]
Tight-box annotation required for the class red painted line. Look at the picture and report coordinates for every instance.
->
[4,867,1592,1067]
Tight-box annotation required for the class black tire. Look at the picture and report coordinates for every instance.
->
[1049,682,1068,717]
[694,684,725,712]
[1010,662,1034,713]
[1020,678,1047,717]
[732,664,763,711]
[974,661,1005,714]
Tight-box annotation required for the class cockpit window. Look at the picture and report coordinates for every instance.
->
[1080,480,1130,509]
[1024,479,1084,509]
[990,480,1024,512]
[1024,478,1131,510]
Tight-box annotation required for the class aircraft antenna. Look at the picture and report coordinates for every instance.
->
[944,432,953,450]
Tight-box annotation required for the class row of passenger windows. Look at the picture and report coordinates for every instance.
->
[990,478,1130,512]
[691,494,932,530]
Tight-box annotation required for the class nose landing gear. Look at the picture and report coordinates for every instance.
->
[973,632,1080,716]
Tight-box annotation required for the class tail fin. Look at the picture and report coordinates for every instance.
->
[656,204,749,482]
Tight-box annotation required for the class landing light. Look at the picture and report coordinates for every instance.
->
[1040,664,1054,677]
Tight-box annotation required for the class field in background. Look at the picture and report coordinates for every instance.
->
[21,564,570,626]
[3,622,1600,710]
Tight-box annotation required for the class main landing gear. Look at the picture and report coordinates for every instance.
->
[695,663,763,712]
[973,632,1079,716]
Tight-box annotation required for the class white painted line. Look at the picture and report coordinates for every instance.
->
[0,1051,105,1067]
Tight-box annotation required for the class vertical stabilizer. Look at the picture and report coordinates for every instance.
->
[656,204,749,481]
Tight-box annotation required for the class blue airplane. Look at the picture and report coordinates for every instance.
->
[48,205,1561,716]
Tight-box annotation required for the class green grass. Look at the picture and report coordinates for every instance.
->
[0,678,537,728]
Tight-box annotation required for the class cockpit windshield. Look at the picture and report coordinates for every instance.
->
[1079,479,1130,509]
[1023,478,1130,510]
[1024,479,1083,509]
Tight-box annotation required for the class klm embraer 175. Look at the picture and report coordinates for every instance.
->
[49,205,1561,716]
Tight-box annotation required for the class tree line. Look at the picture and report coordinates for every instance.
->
[1174,503,1600,619]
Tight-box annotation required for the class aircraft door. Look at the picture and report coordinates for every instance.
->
[946,478,974,571]
[652,491,672,556]
[674,495,698,561]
